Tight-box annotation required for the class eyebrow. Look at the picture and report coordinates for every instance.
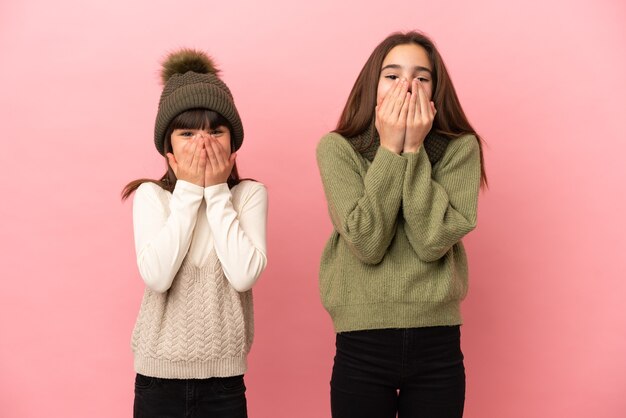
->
[381,64,432,74]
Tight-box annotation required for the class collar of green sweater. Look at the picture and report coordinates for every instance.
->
[348,119,450,165]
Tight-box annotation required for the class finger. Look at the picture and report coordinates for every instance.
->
[205,138,219,169]
[384,78,404,113]
[195,136,206,170]
[210,138,227,167]
[399,91,411,125]
[417,80,429,119]
[407,79,418,122]
[415,80,426,121]
[203,138,213,170]
[390,80,409,119]
[379,78,400,116]
[198,143,207,171]
[394,80,411,121]
[191,136,204,171]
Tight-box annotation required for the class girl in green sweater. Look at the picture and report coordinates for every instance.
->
[316,31,487,418]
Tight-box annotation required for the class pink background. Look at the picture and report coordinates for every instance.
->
[1,0,625,416]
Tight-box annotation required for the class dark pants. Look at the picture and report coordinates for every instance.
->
[133,374,247,418]
[331,326,465,418]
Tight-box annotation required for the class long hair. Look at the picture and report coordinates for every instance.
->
[335,31,487,187]
[121,109,243,200]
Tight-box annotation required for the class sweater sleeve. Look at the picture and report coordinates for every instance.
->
[133,181,204,293]
[401,134,481,262]
[203,181,268,292]
[316,133,407,265]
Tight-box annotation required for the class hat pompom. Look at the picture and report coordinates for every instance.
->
[160,48,219,84]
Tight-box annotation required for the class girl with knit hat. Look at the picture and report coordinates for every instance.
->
[122,49,267,417]
[316,31,487,417]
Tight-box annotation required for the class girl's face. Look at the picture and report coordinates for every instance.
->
[377,44,433,105]
[170,126,231,161]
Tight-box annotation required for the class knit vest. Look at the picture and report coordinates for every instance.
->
[131,248,254,379]
[348,120,449,165]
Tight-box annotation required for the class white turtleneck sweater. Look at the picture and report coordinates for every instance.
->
[133,179,268,293]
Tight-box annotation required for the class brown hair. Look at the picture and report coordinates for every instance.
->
[335,31,487,187]
[121,109,244,200]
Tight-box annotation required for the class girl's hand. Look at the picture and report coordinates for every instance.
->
[375,78,410,154]
[204,136,236,187]
[166,136,206,187]
[404,78,436,154]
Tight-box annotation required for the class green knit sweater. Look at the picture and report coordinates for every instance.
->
[316,132,481,332]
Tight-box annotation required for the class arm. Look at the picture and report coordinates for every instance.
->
[316,134,407,265]
[204,182,268,292]
[133,181,203,293]
[402,134,481,262]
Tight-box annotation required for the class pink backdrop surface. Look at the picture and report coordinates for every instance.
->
[1,0,625,416]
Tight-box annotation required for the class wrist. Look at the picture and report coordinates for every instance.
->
[175,179,205,195]
[380,143,402,154]
[178,176,204,187]
[402,146,420,154]
[204,181,229,192]
[204,179,228,187]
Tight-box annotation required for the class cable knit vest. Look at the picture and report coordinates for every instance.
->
[131,248,254,379]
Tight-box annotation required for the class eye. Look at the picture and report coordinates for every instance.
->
[210,129,224,136]
[385,74,399,80]
[417,77,430,83]
[179,130,194,137]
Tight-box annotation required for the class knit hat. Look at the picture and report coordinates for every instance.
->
[154,48,244,155]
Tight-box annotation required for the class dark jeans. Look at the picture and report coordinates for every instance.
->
[133,374,247,418]
[331,326,465,418]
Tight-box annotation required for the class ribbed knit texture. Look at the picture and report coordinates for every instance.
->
[131,248,254,379]
[154,71,244,155]
[316,131,481,332]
